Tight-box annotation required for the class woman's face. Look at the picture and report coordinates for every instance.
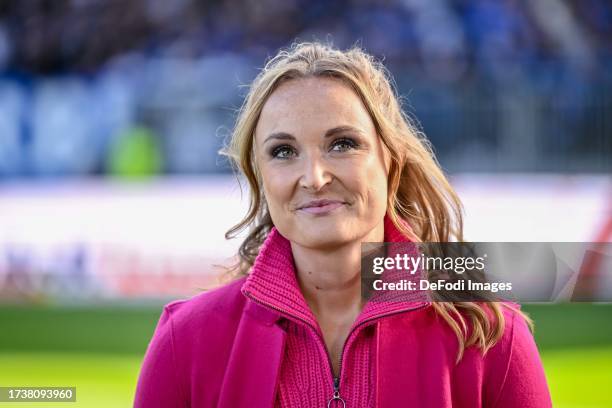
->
[254,77,390,249]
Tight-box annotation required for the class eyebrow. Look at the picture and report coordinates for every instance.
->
[262,126,365,145]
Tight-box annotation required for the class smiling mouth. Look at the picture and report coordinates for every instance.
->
[297,202,346,215]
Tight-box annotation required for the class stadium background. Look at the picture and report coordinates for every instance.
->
[0,1,611,407]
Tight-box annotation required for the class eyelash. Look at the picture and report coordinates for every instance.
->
[270,137,359,159]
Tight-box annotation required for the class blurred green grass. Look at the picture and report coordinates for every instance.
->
[0,352,141,408]
[0,303,610,407]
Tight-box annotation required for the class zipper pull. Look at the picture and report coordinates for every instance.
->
[327,377,346,408]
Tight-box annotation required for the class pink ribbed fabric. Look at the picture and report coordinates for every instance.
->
[241,215,427,407]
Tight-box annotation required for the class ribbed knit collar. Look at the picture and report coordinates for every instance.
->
[241,213,430,331]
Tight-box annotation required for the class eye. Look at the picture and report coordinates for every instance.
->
[330,137,358,152]
[270,144,296,159]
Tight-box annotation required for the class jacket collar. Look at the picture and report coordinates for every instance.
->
[241,213,430,330]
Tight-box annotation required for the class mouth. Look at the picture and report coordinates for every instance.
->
[296,199,347,215]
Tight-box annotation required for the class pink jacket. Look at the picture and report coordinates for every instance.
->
[134,216,552,407]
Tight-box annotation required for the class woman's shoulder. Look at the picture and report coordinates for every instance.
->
[451,302,534,365]
[135,277,249,407]
[162,276,249,336]
[415,302,536,370]
[422,302,550,406]
[485,302,534,362]
[481,303,552,407]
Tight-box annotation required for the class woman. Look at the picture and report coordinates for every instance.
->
[134,42,552,407]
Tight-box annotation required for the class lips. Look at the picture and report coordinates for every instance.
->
[297,199,346,215]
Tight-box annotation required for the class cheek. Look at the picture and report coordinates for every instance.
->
[360,157,389,206]
[261,167,294,210]
[366,176,388,210]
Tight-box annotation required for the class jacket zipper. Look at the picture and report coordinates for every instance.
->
[328,376,344,407]
[244,289,429,407]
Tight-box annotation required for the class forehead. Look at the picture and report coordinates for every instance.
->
[255,77,375,142]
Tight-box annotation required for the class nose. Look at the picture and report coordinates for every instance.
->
[298,154,332,191]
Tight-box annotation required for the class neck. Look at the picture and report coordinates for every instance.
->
[291,221,385,318]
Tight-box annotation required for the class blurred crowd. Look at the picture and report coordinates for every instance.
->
[0,0,610,178]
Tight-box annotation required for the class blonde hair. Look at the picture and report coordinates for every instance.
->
[220,42,532,362]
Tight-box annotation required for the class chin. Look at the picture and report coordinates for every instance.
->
[290,218,356,248]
